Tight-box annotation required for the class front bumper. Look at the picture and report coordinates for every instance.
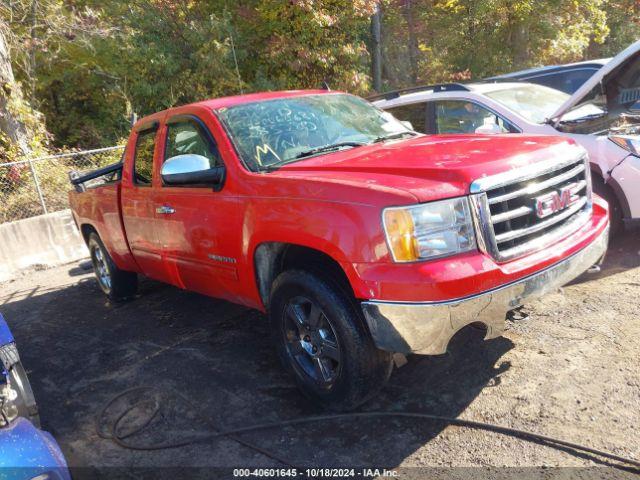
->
[361,226,609,355]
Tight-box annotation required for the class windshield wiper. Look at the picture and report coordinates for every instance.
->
[261,134,416,172]
[549,111,607,126]
[373,131,418,143]
[260,142,367,172]
[295,141,366,159]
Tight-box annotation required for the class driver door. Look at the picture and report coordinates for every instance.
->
[152,115,242,300]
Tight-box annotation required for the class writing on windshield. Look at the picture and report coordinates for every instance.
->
[216,94,411,171]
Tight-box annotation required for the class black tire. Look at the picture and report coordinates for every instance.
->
[7,362,40,428]
[592,175,623,235]
[88,232,138,300]
[269,269,393,411]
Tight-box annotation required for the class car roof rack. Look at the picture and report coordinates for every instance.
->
[367,83,470,102]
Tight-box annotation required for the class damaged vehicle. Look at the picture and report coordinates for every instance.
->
[0,312,70,479]
[69,90,608,410]
[373,40,640,233]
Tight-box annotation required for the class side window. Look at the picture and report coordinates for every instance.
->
[434,100,518,134]
[134,130,157,185]
[385,103,427,133]
[165,121,220,167]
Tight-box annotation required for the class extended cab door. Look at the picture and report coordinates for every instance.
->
[152,114,242,300]
[120,123,168,281]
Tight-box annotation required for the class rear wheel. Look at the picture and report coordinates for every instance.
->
[88,233,137,300]
[270,269,393,411]
[592,175,623,235]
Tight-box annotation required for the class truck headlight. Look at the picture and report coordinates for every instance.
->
[609,135,640,156]
[383,197,477,262]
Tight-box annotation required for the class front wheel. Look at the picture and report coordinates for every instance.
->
[6,362,40,428]
[592,175,623,235]
[269,270,393,411]
[88,233,137,300]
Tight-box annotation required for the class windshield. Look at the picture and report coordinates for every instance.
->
[483,84,573,123]
[216,94,412,171]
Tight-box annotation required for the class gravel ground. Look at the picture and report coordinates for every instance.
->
[0,230,638,478]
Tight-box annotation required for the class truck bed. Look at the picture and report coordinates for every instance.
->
[68,167,140,273]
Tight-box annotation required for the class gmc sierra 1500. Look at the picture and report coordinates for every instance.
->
[69,90,609,410]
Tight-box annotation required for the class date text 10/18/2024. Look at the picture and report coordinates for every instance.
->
[233,468,398,478]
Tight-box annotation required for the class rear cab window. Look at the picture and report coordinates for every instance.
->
[133,129,157,186]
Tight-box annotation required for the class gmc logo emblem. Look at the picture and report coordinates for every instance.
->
[534,183,581,218]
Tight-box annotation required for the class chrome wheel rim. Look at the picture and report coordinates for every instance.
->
[92,245,111,291]
[283,295,341,386]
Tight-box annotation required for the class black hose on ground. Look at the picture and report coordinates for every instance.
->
[96,386,640,472]
[96,386,299,468]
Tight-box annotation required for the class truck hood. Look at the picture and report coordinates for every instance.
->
[274,135,583,204]
[551,39,640,128]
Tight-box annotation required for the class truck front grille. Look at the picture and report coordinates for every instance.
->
[470,154,592,262]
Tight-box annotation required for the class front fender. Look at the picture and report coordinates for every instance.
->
[0,417,70,478]
[243,197,385,264]
[242,197,387,306]
[0,313,14,347]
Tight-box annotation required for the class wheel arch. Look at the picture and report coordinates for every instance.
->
[254,242,357,310]
[592,168,630,218]
[80,223,99,245]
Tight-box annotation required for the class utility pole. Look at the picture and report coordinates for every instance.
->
[30,0,37,104]
[406,0,418,85]
[371,2,382,92]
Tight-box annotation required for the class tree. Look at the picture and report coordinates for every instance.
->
[370,3,382,91]
[0,20,32,157]
[2,0,639,152]
[243,0,377,94]
[377,0,613,87]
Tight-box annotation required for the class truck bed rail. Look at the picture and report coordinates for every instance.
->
[69,162,123,192]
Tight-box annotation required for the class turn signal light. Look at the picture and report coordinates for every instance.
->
[383,208,419,262]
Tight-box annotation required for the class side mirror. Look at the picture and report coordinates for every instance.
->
[400,121,414,131]
[474,123,502,135]
[161,154,225,186]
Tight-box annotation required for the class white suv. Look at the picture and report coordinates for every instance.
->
[372,40,640,234]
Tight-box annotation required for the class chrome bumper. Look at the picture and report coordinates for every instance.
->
[361,226,609,355]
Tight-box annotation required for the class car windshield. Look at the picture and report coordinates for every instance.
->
[216,93,412,171]
[483,84,573,123]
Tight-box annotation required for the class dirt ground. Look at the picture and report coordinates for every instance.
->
[0,230,639,478]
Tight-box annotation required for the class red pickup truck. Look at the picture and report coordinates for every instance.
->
[69,90,609,410]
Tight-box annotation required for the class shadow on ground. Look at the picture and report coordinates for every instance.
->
[0,265,514,471]
[569,229,640,286]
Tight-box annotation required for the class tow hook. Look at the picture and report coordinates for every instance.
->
[587,264,601,274]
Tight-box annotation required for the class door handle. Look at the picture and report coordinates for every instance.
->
[156,205,176,215]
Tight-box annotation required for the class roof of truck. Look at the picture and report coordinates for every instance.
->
[198,89,333,109]
[134,89,335,130]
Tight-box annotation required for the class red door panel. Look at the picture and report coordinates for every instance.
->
[152,189,243,300]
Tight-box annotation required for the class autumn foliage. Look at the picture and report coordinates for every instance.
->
[0,0,639,150]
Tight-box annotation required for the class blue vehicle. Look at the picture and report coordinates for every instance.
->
[0,313,70,480]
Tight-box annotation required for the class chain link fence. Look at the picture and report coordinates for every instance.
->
[0,146,125,224]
